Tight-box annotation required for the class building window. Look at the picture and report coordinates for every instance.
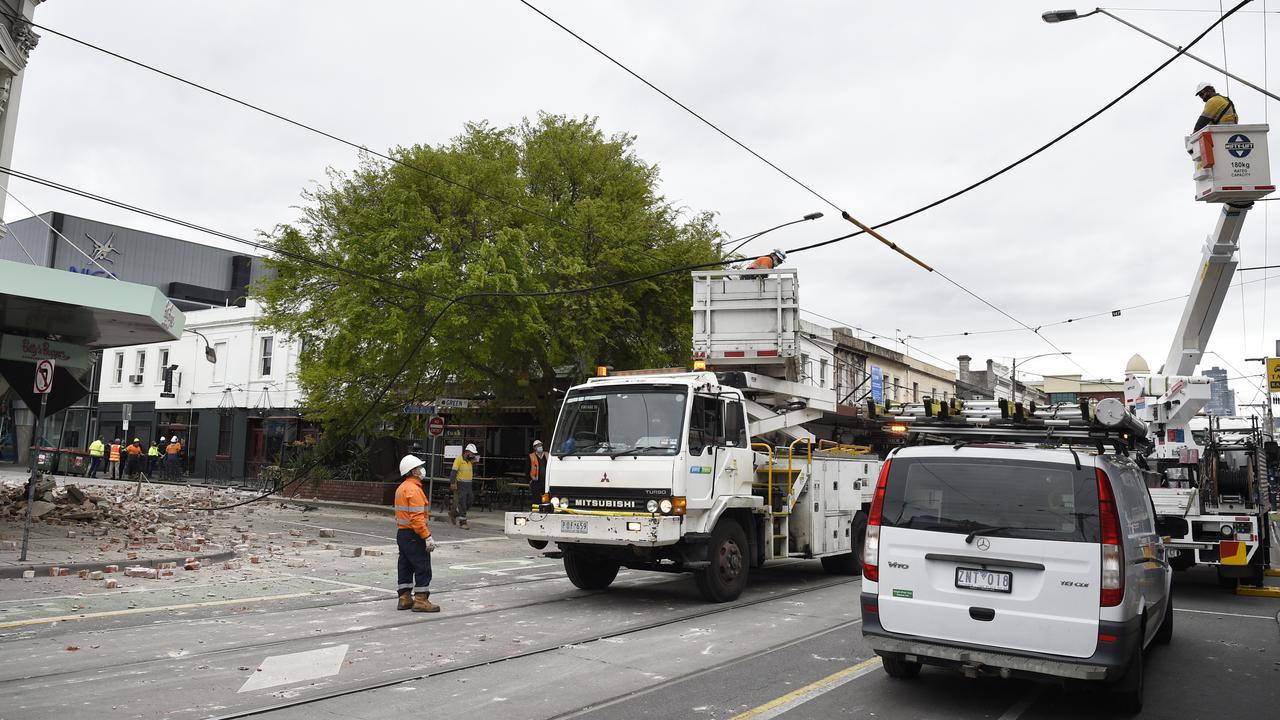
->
[912,382,919,402]
[134,350,146,380]
[260,337,274,377]
[217,416,233,456]
[157,348,170,382]
[819,358,828,388]
[212,342,228,383]
[113,352,124,384]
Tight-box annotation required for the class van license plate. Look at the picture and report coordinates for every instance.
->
[955,567,1012,593]
[561,519,589,534]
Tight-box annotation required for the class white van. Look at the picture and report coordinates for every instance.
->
[860,444,1172,713]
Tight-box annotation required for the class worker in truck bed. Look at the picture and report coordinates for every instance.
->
[1194,82,1238,131]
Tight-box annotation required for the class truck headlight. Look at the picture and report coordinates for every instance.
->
[550,496,561,510]
[558,497,569,510]
[646,499,659,513]
[513,516,527,527]
[1221,523,1234,537]
[659,498,673,514]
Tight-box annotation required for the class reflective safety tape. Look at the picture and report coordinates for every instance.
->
[1219,540,1249,565]
[395,505,428,512]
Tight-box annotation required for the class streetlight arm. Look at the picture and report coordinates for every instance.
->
[1047,7,1279,103]
[726,212,824,256]
[185,329,217,364]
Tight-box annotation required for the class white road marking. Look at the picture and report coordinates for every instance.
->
[996,684,1044,720]
[1175,607,1275,620]
[298,575,397,594]
[238,644,349,693]
[730,657,881,719]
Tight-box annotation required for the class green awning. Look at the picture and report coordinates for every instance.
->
[0,258,184,347]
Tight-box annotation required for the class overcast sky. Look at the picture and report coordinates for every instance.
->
[7,1,1280,410]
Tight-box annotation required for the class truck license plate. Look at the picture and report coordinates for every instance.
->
[560,519,589,534]
[955,567,1012,593]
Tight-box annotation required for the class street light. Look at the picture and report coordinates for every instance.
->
[1042,8,1280,103]
[725,212,824,256]
[1010,351,1072,404]
[186,329,217,364]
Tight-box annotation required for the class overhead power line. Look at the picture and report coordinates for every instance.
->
[519,0,1254,385]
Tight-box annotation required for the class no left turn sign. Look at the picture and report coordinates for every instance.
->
[33,359,54,394]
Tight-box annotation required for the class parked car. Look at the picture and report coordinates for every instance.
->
[860,443,1172,713]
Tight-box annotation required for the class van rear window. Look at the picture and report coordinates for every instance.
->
[880,457,1101,543]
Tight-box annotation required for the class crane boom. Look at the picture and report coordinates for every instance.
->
[1163,202,1251,376]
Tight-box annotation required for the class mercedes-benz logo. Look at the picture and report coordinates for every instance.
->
[976,537,991,551]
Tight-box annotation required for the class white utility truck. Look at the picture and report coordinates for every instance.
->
[505,269,879,601]
[1124,123,1275,587]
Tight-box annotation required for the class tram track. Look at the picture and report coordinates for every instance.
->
[203,575,859,719]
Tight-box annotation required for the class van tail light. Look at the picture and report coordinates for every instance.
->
[1097,468,1125,607]
[863,459,891,583]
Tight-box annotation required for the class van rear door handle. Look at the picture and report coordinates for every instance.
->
[969,607,995,621]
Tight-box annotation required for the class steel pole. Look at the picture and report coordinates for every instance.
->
[19,393,49,562]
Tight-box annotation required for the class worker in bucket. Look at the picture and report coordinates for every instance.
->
[395,454,439,612]
[449,443,479,530]
[1194,82,1237,131]
[745,248,786,270]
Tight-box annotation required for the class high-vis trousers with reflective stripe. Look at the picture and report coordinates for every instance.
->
[396,529,433,595]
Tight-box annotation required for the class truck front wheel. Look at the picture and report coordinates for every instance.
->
[696,519,749,602]
[563,552,619,590]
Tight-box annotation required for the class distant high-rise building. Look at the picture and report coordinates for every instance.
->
[1203,366,1236,416]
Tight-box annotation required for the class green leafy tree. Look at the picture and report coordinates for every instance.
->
[255,114,722,435]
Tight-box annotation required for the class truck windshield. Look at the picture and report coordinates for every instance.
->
[552,386,687,457]
[879,457,1101,543]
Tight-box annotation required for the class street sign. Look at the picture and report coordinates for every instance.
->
[1268,358,1280,393]
[33,359,54,394]
[428,416,445,438]
[403,403,437,415]
[122,403,132,432]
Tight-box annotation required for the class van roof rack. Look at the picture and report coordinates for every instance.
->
[870,397,1151,455]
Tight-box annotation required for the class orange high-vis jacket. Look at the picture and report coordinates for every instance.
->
[394,476,431,539]
[746,255,776,270]
[109,444,122,462]
[529,452,541,481]
[126,444,142,457]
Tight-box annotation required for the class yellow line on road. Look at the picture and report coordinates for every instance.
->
[0,587,363,629]
[730,656,882,720]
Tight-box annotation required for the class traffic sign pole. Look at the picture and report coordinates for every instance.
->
[19,392,49,562]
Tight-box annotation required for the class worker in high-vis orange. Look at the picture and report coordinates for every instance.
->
[395,454,440,612]
[745,248,786,270]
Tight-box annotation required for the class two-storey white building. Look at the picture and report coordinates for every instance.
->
[96,301,310,479]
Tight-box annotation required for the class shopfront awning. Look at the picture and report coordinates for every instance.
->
[0,259,185,414]
[0,259,185,347]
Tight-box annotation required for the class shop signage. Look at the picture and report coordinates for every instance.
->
[0,336,90,370]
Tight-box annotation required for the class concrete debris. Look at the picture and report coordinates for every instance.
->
[104,578,119,589]
[363,549,384,557]
[340,547,363,558]
[65,484,87,504]
[286,558,306,568]
[0,540,15,550]
[89,571,104,580]
[21,570,34,579]
[318,528,336,538]
[29,501,56,519]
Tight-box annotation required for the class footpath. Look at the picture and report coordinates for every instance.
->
[0,465,504,582]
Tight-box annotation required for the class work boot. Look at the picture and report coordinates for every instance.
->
[459,519,470,530]
[397,593,413,611]
[412,593,440,613]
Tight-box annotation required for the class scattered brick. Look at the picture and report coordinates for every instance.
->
[21,570,34,579]
[249,555,262,564]
[104,565,119,574]
[285,558,306,568]
[288,529,304,537]
[0,540,16,550]
[318,529,336,538]
[104,578,119,589]
[78,569,89,579]
[340,547,363,558]
[184,560,201,571]
[89,571,104,580]
[363,549,384,557]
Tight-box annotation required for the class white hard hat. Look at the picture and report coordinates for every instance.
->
[170,435,178,442]
[1195,82,1214,95]
[772,248,787,261]
[532,439,543,448]
[399,454,427,477]
[464,443,479,455]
